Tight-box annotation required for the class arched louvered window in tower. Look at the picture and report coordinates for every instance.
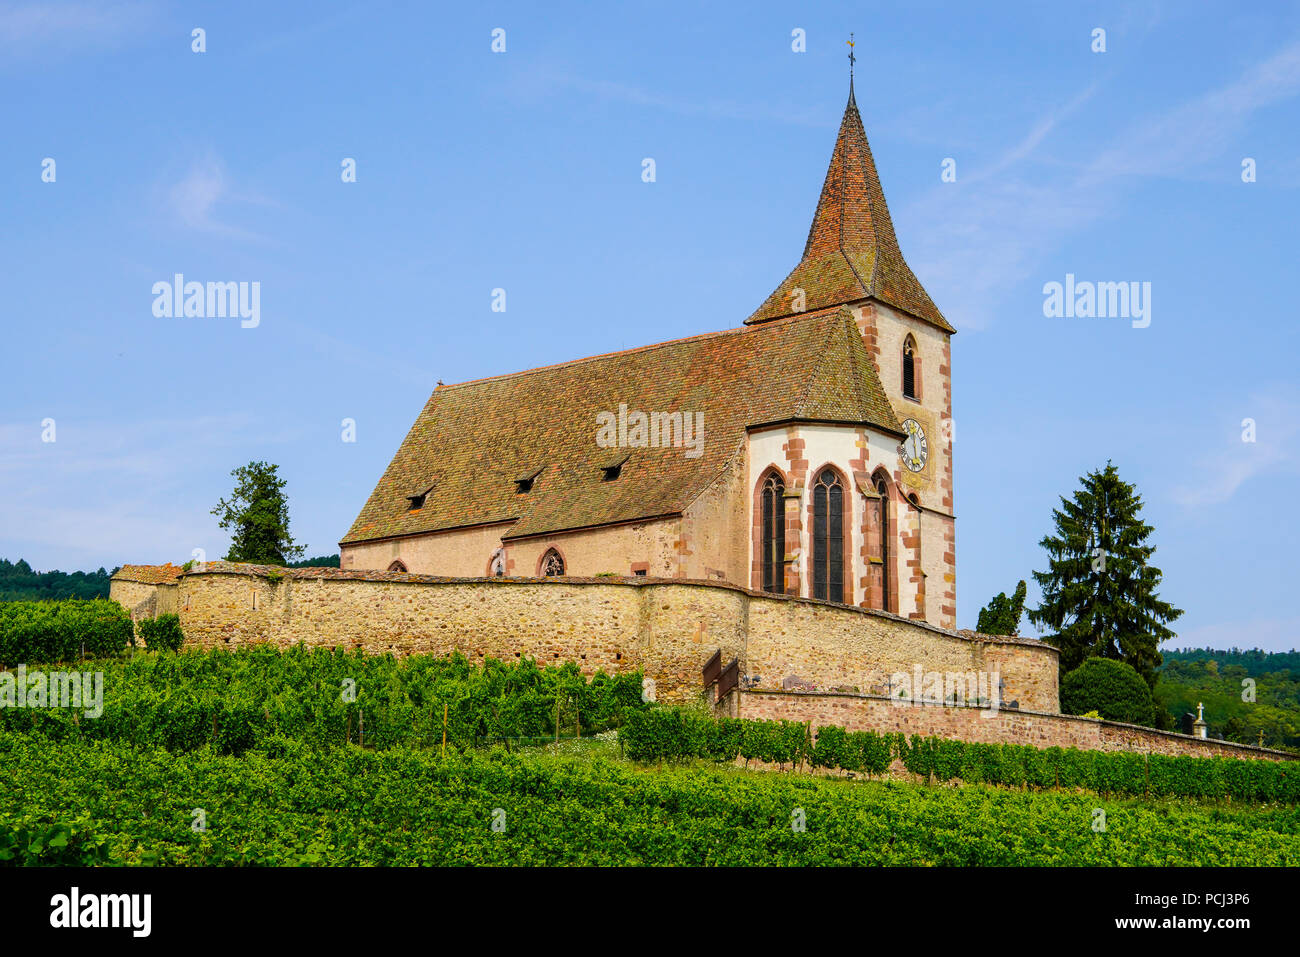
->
[811,468,845,602]
[876,475,891,612]
[540,549,565,576]
[902,336,918,399]
[760,471,786,593]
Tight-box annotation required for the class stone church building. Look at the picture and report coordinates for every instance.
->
[341,81,958,629]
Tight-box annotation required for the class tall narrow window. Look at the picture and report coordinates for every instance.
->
[760,471,786,593]
[540,549,565,576]
[812,468,844,602]
[902,337,917,399]
[876,475,891,611]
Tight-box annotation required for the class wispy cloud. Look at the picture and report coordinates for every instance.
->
[1082,40,1300,185]
[1170,386,1300,507]
[0,413,307,567]
[907,39,1300,330]
[507,63,831,128]
[162,155,279,243]
[0,0,152,57]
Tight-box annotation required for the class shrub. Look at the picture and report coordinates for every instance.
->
[1060,657,1154,726]
[137,614,184,652]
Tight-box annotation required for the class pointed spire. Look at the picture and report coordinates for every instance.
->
[746,74,952,332]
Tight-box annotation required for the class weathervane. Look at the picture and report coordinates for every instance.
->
[847,32,856,79]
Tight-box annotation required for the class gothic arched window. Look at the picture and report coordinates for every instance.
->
[902,336,918,399]
[875,474,891,611]
[489,549,506,577]
[540,549,565,576]
[388,560,407,573]
[759,470,786,593]
[811,468,845,602]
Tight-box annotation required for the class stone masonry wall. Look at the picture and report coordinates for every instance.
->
[113,562,1057,707]
[730,690,1290,761]
[111,579,178,623]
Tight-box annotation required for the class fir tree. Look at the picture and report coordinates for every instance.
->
[211,461,306,565]
[975,580,1027,635]
[1027,462,1181,688]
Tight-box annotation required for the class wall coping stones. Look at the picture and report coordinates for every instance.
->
[147,560,1054,653]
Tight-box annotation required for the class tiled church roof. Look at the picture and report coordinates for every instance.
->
[112,563,185,584]
[341,310,902,545]
[746,83,953,332]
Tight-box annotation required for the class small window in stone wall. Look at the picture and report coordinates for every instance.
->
[903,336,918,399]
[541,549,565,576]
[388,560,407,573]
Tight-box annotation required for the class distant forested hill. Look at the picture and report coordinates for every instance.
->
[0,558,114,601]
[1157,648,1300,751]
[0,554,339,602]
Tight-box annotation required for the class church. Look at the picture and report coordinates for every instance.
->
[340,78,958,630]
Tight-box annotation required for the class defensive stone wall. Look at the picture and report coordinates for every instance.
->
[110,562,1058,708]
[727,690,1290,761]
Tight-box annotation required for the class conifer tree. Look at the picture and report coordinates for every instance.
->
[211,461,306,565]
[1027,462,1181,688]
[975,580,1027,635]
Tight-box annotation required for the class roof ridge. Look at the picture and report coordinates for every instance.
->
[839,311,874,419]
[436,311,831,393]
[791,313,846,418]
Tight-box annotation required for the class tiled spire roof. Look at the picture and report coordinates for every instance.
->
[747,82,953,332]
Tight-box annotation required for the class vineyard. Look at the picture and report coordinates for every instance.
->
[3,732,1298,865]
[0,646,647,752]
[2,646,1299,866]
[622,708,1300,802]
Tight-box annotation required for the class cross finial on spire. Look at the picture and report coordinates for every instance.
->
[847,32,856,78]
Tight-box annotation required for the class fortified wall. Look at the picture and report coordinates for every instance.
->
[725,690,1292,762]
[111,562,1058,710]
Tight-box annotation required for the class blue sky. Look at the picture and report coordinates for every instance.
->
[2,1,1297,650]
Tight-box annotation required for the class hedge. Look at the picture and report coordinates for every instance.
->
[621,707,1300,803]
[0,599,133,665]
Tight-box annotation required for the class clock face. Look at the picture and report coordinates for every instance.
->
[899,419,928,472]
